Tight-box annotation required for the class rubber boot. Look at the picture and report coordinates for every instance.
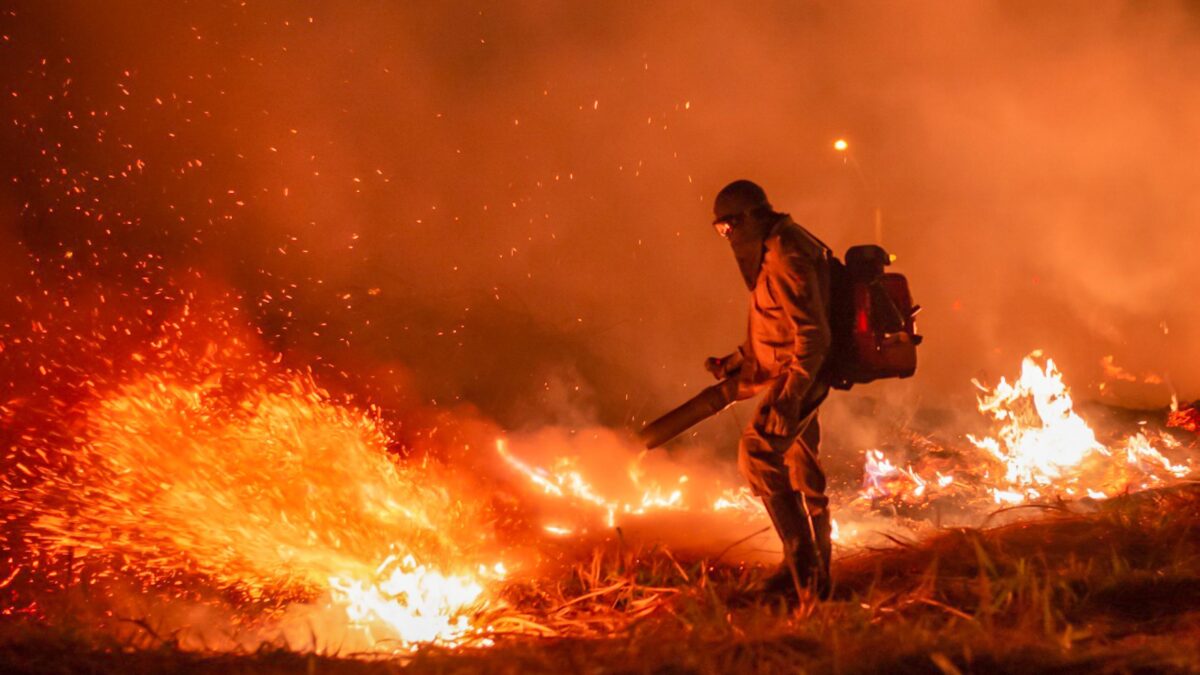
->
[747,561,794,596]
[805,503,833,600]
[760,491,823,602]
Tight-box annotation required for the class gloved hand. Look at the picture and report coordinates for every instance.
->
[704,351,742,380]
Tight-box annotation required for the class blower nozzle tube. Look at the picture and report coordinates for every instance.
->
[637,378,740,449]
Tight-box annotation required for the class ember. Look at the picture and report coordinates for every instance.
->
[1170,402,1200,434]
[2,2,1199,671]
[9,336,506,652]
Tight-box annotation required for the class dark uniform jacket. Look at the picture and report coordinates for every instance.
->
[738,214,833,418]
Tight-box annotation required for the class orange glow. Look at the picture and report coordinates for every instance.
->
[6,322,1195,653]
[862,351,1192,509]
[4,4,1200,666]
[18,340,505,652]
[496,352,1193,554]
[969,352,1107,491]
[495,438,690,528]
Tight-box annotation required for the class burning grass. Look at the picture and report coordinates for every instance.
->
[8,362,507,652]
[3,300,1197,672]
[5,484,1200,673]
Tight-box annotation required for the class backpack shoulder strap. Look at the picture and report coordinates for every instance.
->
[794,222,834,260]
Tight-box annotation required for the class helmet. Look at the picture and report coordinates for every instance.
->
[712,180,770,224]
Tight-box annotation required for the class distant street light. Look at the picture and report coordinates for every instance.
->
[832,136,883,246]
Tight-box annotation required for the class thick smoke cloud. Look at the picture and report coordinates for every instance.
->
[2,1,1197,442]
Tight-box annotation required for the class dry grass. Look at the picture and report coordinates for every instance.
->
[7,485,1200,674]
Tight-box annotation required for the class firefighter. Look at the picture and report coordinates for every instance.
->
[706,179,834,600]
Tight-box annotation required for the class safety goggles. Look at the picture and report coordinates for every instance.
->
[711,213,744,239]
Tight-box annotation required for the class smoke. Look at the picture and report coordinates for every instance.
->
[2,0,1198,439]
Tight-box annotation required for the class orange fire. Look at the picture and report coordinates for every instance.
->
[8,336,1193,653]
[498,351,1193,551]
[495,437,768,534]
[859,351,1191,510]
[969,352,1108,495]
[495,439,694,528]
[968,351,1188,503]
[17,348,506,652]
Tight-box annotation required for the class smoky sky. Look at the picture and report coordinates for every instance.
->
[2,1,1198,435]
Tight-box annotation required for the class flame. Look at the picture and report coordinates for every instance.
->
[967,352,1190,499]
[862,449,901,498]
[968,353,1107,490]
[1121,433,1189,480]
[859,351,1193,509]
[1169,401,1200,433]
[495,437,771,542]
[712,486,765,514]
[498,351,1194,556]
[860,449,952,502]
[16,350,504,652]
[495,438,691,528]
[329,556,505,649]
[10,334,1192,653]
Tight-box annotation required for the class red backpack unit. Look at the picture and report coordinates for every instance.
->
[826,245,922,390]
